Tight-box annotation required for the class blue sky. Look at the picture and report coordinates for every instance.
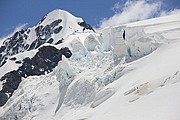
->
[0,0,180,38]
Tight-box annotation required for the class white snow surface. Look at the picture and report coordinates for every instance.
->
[0,13,180,120]
[0,81,2,91]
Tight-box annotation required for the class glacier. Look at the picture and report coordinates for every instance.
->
[0,9,180,120]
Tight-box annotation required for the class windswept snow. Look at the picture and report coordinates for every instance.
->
[125,14,180,27]
[144,21,180,33]
[162,29,180,39]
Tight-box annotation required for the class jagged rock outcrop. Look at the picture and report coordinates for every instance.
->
[78,21,95,32]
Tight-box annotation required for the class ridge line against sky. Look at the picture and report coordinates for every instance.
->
[99,0,180,29]
[0,0,180,39]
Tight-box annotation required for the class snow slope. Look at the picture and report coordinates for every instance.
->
[77,38,180,120]
[0,11,180,120]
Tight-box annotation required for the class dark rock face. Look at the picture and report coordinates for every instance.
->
[29,19,63,50]
[9,57,17,61]
[0,30,28,67]
[19,46,72,77]
[0,46,72,107]
[50,19,62,28]
[39,15,47,24]
[0,56,7,67]
[35,19,62,37]
[0,70,21,107]
[5,30,28,54]
[55,39,63,45]
[78,21,95,32]
[0,46,6,53]
[54,26,63,34]
[47,38,54,44]
[0,71,21,96]
[0,92,8,107]
[15,61,22,64]
[0,19,64,67]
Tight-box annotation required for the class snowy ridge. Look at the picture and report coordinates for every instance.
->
[126,14,180,27]
[0,11,180,120]
[39,9,84,41]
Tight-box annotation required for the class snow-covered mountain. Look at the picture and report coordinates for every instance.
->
[0,9,180,120]
[0,9,95,107]
[0,9,94,67]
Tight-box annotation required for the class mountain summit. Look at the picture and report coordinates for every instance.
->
[0,9,94,67]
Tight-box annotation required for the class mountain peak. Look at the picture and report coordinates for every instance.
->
[0,9,95,67]
[39,9,82,26]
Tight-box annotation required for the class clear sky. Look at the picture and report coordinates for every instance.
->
[0,0,180,38]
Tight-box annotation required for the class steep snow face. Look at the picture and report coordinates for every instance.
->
[80,36,180,120]
[0,12,180,120]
